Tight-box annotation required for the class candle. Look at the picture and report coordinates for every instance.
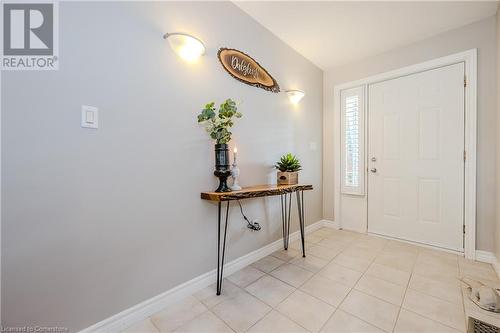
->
[233,147,237,164]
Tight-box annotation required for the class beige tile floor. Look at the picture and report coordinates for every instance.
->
[122,228,500,333]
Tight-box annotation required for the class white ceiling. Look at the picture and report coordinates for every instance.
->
[234,1,499,70]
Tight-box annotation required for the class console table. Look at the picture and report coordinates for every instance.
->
[201,184,313,295]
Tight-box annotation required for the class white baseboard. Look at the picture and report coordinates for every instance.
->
[493,261,500,280]
[475,250,497,264]
[475,250,500,279]
[79,219,327,333]
[320,219,339,229]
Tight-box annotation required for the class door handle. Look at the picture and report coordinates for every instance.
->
[370,168,377,173]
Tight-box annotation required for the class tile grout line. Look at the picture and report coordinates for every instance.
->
[208,283,271,333]
[338,278,400,331]
[397,254,467,333]
[207,307,237,333]
[316,280,356,332]
[155,301,211,333]
[334,290,393,333]
[459,271,468,332]
[265,232,348,332]
[262,279,317,333]
[243,249,313,333]
[288,253,331,273]
[401,307,466,333]
[450,254,467,332]
[386,237,417,333]
[390,261,413,333]
[148,316,161,333]
[330,238,408,333]
[408,272,464,304]
[176,308,212,332]
[354,275,407,306]
[315,243,373,332]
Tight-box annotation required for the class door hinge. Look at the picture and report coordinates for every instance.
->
[463,225,466,234]
[464,76,467,87]
[464,150,466,162]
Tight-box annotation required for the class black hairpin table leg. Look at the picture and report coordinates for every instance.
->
[216,201,230,295]
[280,192,292,250]
[296,190,306,257]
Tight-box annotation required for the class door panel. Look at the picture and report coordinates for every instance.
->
[367,63,465,251]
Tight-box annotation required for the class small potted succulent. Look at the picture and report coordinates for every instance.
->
[275,153,302,185]
[197,99,242,192]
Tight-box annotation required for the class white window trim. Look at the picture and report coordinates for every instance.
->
[340,86,365,195]
[332,49,477,259]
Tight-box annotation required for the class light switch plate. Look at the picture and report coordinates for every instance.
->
[81,105,98,129]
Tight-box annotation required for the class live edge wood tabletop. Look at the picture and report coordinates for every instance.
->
[201,183,314,295]
[200,184,313,202]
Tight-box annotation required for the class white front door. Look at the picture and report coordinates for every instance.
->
[367,63,465,251]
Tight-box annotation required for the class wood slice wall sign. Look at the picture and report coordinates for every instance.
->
[217,48,280,93]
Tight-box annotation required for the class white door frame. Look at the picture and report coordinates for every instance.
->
[333,49,477,259]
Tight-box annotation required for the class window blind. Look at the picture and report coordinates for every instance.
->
[341,86,365,195]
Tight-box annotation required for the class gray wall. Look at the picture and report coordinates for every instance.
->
[1,2,323,330]
[323,16,497,251]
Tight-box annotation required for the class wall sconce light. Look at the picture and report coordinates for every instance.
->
[163,32,206,63]
[286,90,305,104]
